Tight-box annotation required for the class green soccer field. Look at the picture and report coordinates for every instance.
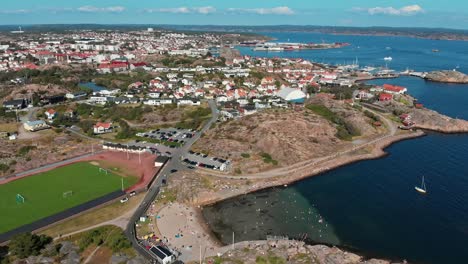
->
[0,162,138,234]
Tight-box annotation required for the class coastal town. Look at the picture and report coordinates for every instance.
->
[1,25,468,264]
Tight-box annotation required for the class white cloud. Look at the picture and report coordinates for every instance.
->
[145,6,216,14]
[77,6,126,13]
[0,9,31,14]
[353,5,424,16]
[227,6,295,15]
[194,6,216,14]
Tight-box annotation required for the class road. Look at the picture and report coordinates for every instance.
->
[120,104,398,262]
[124,99,219,261]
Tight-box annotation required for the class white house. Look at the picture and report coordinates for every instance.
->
[45,109,57,120]
[93,122,112,134]
[177,99,201,106]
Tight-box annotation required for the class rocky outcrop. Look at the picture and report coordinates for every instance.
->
[193,102,381,174]
[411,108,468,133]
[425,70,468,84]
[211,240,408,264]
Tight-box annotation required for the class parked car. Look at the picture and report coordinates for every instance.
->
[120,197,129,203]
[129,191,137,197]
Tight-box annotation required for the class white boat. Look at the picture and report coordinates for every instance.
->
[384,56,393,61]
[415,176,427,194]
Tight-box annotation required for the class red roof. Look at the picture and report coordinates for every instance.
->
[383,84,406,93]
[379,93,393,101]
[132,62,147,67]
[46,109,56,115]
[94,122,112,129]
[98,62,128,69]
[23,63,38,70]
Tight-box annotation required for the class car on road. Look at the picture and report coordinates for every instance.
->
[120,197,129,203]
[170,169,178,173]
[129,191,137,197]
[188,166,195,169]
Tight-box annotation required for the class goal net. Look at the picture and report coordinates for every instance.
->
[63,191,73,198]
[98,167,109,175]
[16,193,25,204]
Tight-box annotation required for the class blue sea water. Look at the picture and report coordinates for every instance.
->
[237,32,468,74]
[203,33,468,264]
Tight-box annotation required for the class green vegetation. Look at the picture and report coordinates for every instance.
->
[254,253,287,264]
[156,188,178,204]
[78,226,131,253]
[8,232,52,259]
[241,153,251,158]
[76,104,152,121]
[135,136,182,147]
[93,71,153,90]
[0,162,138,233]
[160,56,197,67]
[0,107,17,120]
[176,106,212,130]
[18,145,37,156]
[0,163,9,173]
[363,110,381,122]
[320,84,370,100]
[260,152,278,165]
[0,67,95,90]
[116,120,135,139]
[306,104,361,140]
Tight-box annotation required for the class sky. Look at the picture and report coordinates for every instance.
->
[0,1,467,29]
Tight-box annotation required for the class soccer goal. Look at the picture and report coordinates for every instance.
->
[98,167,109,175]
[16,193,25,204]
[63,191,73,198]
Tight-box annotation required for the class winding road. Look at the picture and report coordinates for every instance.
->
[124,104,402,262]
[124,99,219,261]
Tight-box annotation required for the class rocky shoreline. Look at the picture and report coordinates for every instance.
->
[206,239,409,264]
[196,130,426,207]
[156,107,468,263]
[425,70,468,84]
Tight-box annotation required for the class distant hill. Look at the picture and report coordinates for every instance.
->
[0,24,467,41]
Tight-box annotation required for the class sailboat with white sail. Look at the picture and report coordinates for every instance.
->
[415,176,427,194]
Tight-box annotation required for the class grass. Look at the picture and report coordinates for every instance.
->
[306,104,338,122]
[40,193,145,238]
[0,162,138,233]
[306,104,360,141]
[260,152,278,165]
[0,123,18,133]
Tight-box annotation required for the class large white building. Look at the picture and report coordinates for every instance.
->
[277,87,306,103]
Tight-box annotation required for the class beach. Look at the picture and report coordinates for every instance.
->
[154,129,426,262]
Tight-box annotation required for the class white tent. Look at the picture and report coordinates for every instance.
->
[277,87,306,102]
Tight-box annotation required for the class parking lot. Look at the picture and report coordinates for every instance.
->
[136,128,196,148]
[181,151,230,171]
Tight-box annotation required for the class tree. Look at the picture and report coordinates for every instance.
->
[9,233,52,259]
[116,120,134,139]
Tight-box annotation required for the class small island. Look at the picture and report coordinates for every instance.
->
[425,70,468,84]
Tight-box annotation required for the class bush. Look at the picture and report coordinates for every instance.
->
[9,233,52,259]
[241,153,250,158]
[261,152,278,165]
[18,146,37,156]
[105,232,131,252]
[0,163,9,173]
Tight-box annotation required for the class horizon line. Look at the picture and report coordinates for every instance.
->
[0,23,467,32]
